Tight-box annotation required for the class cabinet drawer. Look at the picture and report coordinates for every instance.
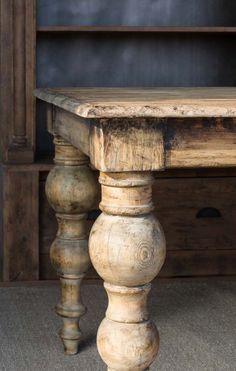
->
[153,177,236,251]
[39,175,236,279]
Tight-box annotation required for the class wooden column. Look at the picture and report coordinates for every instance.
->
[89,172,166,371]
[45,136,98,354]
[0,0,37,280]
[0,0,36,163]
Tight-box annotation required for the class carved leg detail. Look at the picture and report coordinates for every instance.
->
[89,172,166,371]
[46,136,98,355]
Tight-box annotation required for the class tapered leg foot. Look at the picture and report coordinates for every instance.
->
[89,172,166,370]
[46,136,98,354]
[57,277,85,355]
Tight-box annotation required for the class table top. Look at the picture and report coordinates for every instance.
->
[35,87,236,118]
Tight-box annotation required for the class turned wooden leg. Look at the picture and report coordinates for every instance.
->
[46,136,98,355]
[89,172,166,371]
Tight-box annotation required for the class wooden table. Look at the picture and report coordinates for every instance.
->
[35,87,236,370]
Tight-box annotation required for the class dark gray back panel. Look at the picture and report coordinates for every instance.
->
[37,0,236,27]
[37,34,236,88]
[36,1,236,156]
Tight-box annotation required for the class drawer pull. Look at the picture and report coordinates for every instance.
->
[196,207,222,219]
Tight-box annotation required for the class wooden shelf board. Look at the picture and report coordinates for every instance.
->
[2,160,53,172]
[3,162,236,177]
[37,26,236,34]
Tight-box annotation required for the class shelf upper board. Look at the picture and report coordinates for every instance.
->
[35,87,236,119]
[37,26,236,33]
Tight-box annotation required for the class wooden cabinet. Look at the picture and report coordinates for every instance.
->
[1,0,236,280]
[39,174,236,279]
[0,0,37,281]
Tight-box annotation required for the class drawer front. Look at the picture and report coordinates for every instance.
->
[153,177,236,251]
[39,175,236,279]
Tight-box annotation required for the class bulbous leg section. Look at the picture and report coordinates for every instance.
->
[46,136,98,354]
[98,318,159,371]
[89,172,166,370]
[89,213,166,287]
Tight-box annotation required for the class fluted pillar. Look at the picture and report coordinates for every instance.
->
[46,136,98,355]
[89,172,166,370]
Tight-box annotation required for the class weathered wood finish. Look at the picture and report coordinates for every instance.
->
[165,117,236,168]
[0,0,235,290]
[55,114,236,171]
[0,0,37,280]
[36,87,236,368]
[35,87,236,119]
[39,175,236,279]
[35,89,236,172]
[0,166,39,281]
[0,0,36,163]
[53,115,235,174]
[89,172,166,370]
[45,136,98,354]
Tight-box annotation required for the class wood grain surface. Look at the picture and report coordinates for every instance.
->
[37,26,236,33]
[0,166,39,281]
[39,175,236,280]
[0,0,36,163]
[35,87,236,118]
[51,110,236,171]
[45,136,99,354]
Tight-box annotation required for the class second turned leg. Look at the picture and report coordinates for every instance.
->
[89,172,166,370]
[46,136,98,355]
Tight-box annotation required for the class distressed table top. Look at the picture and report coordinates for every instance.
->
[35,87,236,171]
[34,87,236,118]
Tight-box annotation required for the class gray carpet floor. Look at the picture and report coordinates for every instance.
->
[0,278,235,371]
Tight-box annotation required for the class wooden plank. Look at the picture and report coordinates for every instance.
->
[4,161,236,178]
[54,114,236,172]
[0,0,36,164]
[2,162,53,172]
[155,168,236,178]
[160,250,236,277]
[154,177,236,251]
[0,0,13,163]
[24,0,36,160]
[37,26,236,34]
[34,87,236,119]
[164,118,236,168]
[1,167,39,281]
